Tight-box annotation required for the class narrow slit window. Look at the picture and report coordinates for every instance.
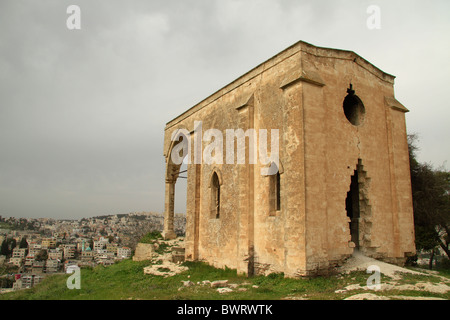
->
[276,171,281,211]
[269,171,281,215]
[211,172,220,219]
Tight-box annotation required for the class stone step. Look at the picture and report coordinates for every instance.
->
[171,246,185,263]
[171,246,185,253]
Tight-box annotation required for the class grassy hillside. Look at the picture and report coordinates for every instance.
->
[1,258,449,300]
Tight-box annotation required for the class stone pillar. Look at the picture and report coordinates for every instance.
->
[162,178,177,240]
[235,94,255,276]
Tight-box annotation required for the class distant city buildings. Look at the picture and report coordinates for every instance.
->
[0,212,186,291]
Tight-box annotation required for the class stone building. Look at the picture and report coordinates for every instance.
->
[161,41,416,277]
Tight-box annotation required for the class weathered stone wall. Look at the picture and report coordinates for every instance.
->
[132,243,154,262]
[163,41,416,277]
[297,46,415,274]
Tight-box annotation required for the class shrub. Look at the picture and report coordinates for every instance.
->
[139,231,162,244]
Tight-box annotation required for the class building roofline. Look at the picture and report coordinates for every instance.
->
[165,40,396,130]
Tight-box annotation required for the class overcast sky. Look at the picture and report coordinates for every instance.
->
[0,0,449,220]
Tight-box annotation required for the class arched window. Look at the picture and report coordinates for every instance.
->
[211,172,220,219]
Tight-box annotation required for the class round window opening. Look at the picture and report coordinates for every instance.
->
[343,89,365,126]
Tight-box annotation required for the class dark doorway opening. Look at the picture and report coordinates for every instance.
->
[346,169,360,249]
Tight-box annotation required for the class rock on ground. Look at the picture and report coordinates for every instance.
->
[217,288,233,294]
[337,251,426,280]
[344,293,389,300]
[211,280,229,288]
[344,293,446,300]
[143,261,188,277]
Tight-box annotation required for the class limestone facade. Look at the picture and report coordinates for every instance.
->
[132,243,153,262]
[161,41,416,277]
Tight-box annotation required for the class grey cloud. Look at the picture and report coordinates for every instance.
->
[0,0,448,219]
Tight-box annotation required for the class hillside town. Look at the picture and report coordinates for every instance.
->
[0,212,186,292]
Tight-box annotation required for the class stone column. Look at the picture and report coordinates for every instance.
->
[162,178,177,240]
[235,94,255,276]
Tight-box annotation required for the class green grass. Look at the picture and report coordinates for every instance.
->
[438,269,450,279]
[139,231,163,244]
[1,259,448,300]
